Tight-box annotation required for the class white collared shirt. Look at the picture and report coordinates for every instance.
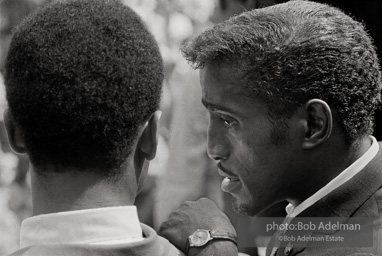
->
[286,136,379,217]
[20,206,144,249]
[270,136,379,256]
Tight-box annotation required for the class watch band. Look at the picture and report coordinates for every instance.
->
[186,229,237,252]
[210,230,237,244]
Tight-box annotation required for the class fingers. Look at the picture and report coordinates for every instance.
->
[158,197,237,253]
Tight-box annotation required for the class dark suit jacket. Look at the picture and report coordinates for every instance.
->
[266,143,382,256]
[8,224,183,256]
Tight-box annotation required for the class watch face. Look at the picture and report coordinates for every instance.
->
[190,230,210,245]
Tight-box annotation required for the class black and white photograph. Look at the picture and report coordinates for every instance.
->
[0,0,381,255]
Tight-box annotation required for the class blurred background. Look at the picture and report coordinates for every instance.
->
[0,0,381,255]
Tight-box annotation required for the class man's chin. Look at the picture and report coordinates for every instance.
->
[231,197,258,217]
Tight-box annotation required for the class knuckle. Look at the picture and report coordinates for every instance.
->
[199,197,217,207]
[199,197,210,202]
[181,200,193,207]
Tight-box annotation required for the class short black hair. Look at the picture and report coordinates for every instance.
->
[4,0,163,173]
[182,0,382,144]
[0,0,38,73]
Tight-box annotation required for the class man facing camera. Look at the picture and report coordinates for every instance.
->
[3,0,200,255]
[159,1,382,256]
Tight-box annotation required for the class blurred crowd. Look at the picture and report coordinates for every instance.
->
[0,0,381,255]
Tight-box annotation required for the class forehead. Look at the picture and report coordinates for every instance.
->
[200,63,243,94]
[200,63,266,115]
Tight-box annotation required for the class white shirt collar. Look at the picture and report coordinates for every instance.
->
[20,206,143,249]
[286,136,379,217]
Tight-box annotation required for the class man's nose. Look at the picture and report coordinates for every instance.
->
[207,128,229,161]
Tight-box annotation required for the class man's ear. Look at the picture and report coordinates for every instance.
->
[137,111,160,160]
[3,109,27,154]
[302,99,332,149]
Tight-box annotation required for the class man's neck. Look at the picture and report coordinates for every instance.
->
[289,135,373,207]
[30,166,137,216]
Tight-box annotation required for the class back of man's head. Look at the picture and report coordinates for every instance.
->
[4,0,163,174]
[0,0,38,73]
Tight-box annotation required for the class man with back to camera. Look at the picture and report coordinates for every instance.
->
[3,0,237,255]
[159,1,382,255]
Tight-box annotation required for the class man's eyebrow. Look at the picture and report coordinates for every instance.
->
[201,98,236,114]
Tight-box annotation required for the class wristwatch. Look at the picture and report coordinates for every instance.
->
[186,229,237,252]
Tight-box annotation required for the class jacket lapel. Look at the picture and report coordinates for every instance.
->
[269,142,382,256]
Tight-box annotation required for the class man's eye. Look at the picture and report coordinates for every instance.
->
[221,117,236,128]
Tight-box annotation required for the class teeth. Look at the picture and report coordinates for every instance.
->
[221,177,240,192]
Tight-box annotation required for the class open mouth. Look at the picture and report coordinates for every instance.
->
[224,176,240,182]
[218,163,241,192]
[221,176,241,193]
[217,163,239,180]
